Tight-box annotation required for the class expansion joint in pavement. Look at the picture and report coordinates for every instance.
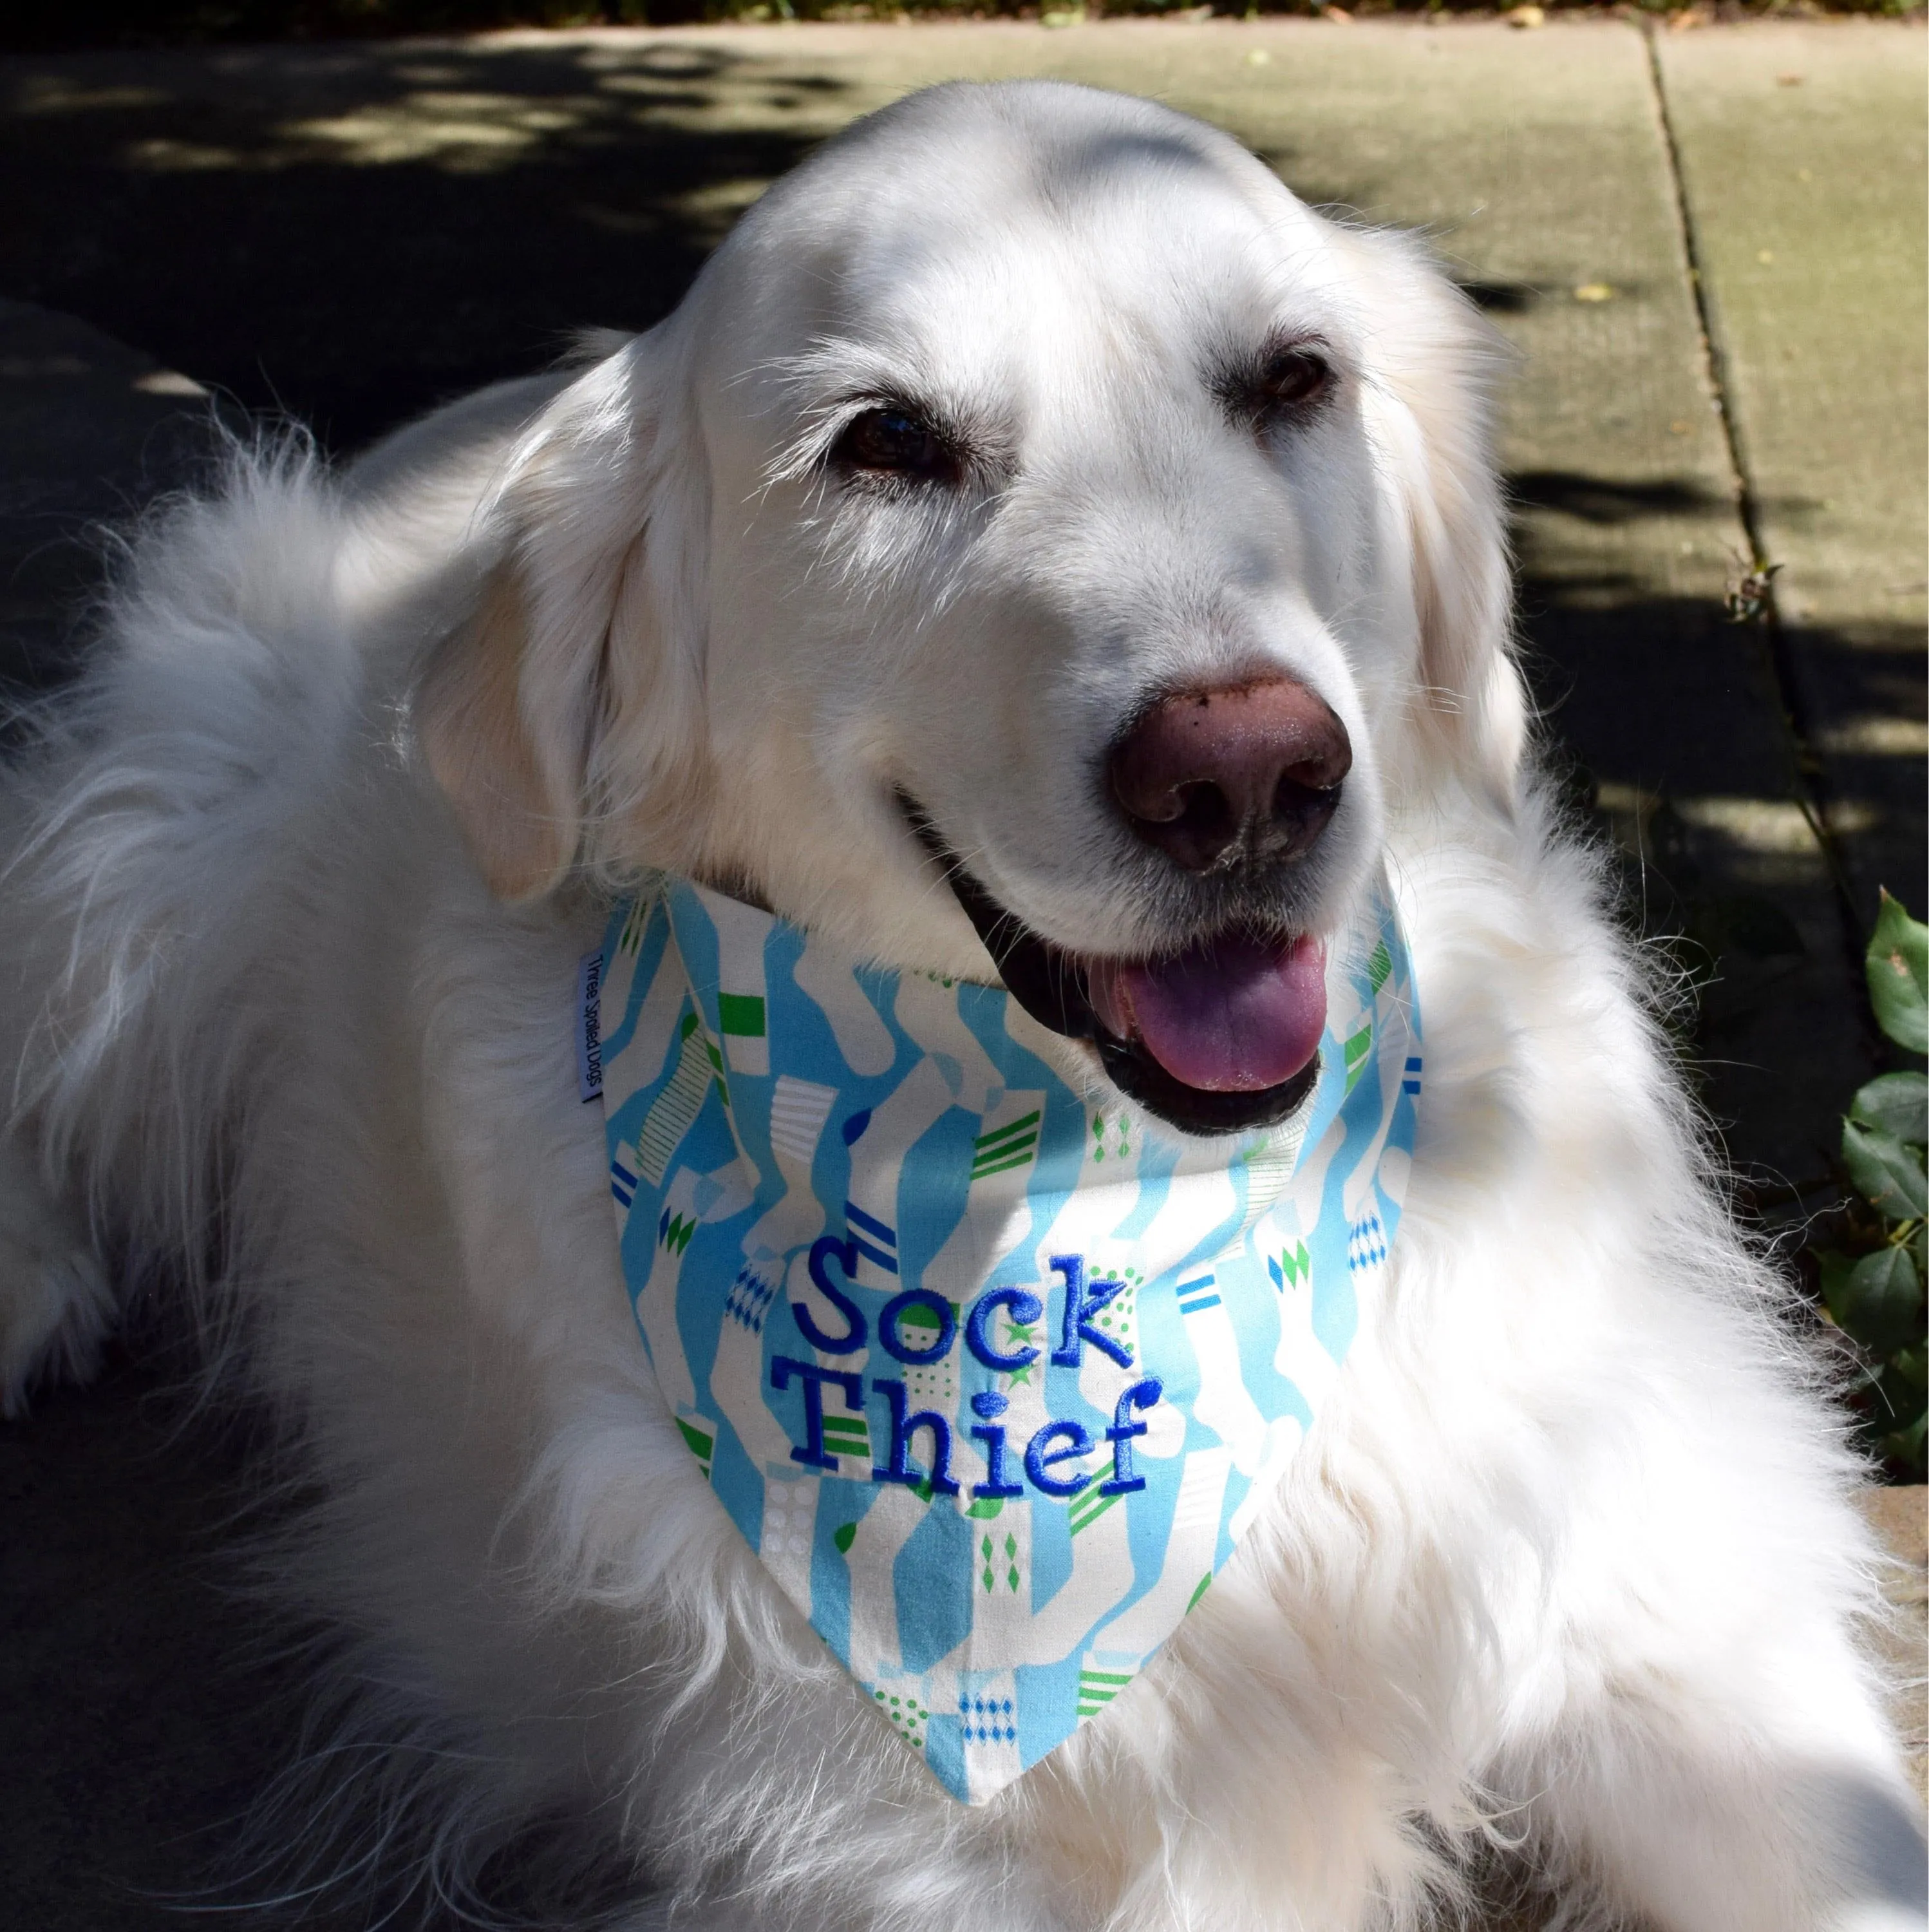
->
[1639,22,1865,968]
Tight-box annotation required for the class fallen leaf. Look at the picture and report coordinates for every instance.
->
[1506,4,1545,26]
[1244,46,1272,65]
[1776,71,1804,86]
[1573,282,1614,303]
[1322,6,1353,21]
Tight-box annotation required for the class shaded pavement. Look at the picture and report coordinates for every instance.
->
[0,18,1923,1927]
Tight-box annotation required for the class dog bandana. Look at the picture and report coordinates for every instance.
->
[582,876,1420,1804]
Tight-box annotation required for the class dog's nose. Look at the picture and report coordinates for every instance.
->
[1108,678,1351,874]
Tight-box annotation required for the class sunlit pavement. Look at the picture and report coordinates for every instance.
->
[0,19,1922,1926]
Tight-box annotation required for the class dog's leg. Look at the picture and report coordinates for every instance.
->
[1503,1621,1925,1931]
[0,1129,112,1416]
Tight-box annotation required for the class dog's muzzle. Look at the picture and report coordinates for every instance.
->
[898,793,1324,1137]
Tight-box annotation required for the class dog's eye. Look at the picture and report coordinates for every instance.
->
[832,406,956,484]
[1224,344,1334,432]
[1257,347,1330,411]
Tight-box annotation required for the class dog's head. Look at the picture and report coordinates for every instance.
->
[420,80,1524,1134]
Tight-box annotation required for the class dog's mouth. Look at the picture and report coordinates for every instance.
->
[899,795,1324,1135]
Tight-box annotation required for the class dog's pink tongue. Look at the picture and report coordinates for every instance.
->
[1117,933,1326,1093]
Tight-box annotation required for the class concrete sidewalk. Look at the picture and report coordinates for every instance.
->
[0,19,1923,1928]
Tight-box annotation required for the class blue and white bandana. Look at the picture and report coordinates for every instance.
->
[581,876,1420,1804]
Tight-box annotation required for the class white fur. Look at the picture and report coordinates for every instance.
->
[1,83,1919,1931]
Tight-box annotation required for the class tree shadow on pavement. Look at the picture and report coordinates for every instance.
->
[1,35,844,447]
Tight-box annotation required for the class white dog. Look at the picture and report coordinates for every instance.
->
[0,81,1920,1932]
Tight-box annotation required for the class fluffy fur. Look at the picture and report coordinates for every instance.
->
[1,82,1921,1931]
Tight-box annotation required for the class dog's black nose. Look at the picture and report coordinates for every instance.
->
[1108,678,1350,874]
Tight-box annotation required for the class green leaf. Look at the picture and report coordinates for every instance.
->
[1850,1070,1929,1146]
[1842,1120,1929,1220]
[1830,1244,1924,1358]
[1877,1359,1929,1425]
[1890,1343,1929,1393]
[1865,891,1928,1054]
[1878,1410,1926,1476]
[832,1521,856,1555]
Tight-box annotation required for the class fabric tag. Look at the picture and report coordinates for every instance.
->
[577,948,605,1104]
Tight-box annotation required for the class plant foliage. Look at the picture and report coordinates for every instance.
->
[1811,891,1928,1478]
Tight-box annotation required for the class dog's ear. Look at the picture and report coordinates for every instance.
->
[417,332,711,901]
[1336,225,1529,810]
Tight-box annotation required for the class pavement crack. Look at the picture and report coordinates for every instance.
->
[1640,22,1867,961]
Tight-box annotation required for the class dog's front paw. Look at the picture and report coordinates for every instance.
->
[0,1140,112,1419]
